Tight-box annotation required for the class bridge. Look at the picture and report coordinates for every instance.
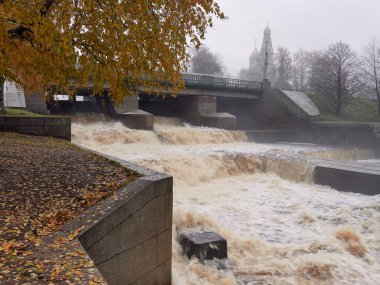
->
[41,73,318,131]
[136,73,263,99]
[179,73,263,98]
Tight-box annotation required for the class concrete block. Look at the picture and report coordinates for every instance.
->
[197,96,217,113]
[76,159,173,285]
[157,229,172,266]
[43,125,71,141]
[201,112,237,130]
[114,95,139,113]
[43,117,69,126]
[97,237,157,285]
[180,231,228,261]
[79,179,155,249]
[115,110,154,130]
[132,264,166,285]
[25,103,49,115]
[148,175,173,197]
[18,117,44,126]
[164,260,171,285]
[0,116,19,126]
[165,193,173,230]
[0,125,18,132]
[16,126,44,136]
[85,194,166,264]
[314,166,380,195]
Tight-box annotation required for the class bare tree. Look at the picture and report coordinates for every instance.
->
[190,46,224,75]
[310,42,361,116]
[274,47,292,90]
[291,49,313,91]
[361,39,380,114]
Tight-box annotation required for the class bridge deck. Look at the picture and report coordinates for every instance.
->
[182,74,262,93]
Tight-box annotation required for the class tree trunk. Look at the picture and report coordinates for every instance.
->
[0,76,5,111]
[336,104,342,116]
[336,93,342,116]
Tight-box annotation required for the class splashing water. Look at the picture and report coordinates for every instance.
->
[72,116,380,285]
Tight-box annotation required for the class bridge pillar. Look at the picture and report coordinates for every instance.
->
[114,94,154,130]
[25,91,49,115]
[181,96,236,130]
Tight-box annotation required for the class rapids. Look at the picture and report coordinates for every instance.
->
[72,117,380,285]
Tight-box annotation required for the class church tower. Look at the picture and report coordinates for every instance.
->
[239,25,276,82]
[260,25,275,81]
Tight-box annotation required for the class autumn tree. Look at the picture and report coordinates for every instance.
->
[361,39,380,114]
[190,45,224,75]
[0,0,225,103]
[274,46,292,90]
[310,42,361,116]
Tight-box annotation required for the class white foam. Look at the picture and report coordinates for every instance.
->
[72,118,380,285]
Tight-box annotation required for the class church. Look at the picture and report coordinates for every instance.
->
[239,25,276,82]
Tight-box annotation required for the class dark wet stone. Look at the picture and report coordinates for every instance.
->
[180,231,228,261]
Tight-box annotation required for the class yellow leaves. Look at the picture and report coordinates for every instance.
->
[2,242,11,252]
[0,0,224,100]
[69,226,85,241]
[1,132,135,283]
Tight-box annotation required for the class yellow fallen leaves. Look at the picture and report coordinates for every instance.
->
[1,133,136,283]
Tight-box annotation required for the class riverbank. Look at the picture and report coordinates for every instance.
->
[0,132,138,283]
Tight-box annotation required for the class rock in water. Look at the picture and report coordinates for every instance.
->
[180,231,228,261]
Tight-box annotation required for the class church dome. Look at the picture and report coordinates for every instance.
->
[249,47,261,64]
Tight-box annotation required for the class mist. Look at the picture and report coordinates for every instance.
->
[203,0,380,76]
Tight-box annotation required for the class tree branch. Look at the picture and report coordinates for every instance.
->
[40,0,57,16]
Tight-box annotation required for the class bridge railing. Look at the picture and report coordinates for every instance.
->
[182,73,262,91]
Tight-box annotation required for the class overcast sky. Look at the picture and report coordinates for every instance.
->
[202,0,380,77]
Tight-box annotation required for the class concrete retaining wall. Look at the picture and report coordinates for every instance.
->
[78,158,173,285]
[259,88,314,128]
[308,122,378,148]
[310,158,380,195]
[0,116,71,141]
[247,123,380,157]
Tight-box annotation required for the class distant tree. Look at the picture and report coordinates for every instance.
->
[291,49,313,91]
[310,42,361,116]
[190,46,224,75]
[274,47,292,90]
[361,39,380,114]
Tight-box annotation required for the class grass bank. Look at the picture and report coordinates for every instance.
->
[307,93,380,123]
[0,107,44,117]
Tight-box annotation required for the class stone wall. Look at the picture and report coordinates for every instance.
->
[0,116,71,141]
[78,158,173,285]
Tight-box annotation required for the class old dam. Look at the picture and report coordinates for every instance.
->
[72,116,380,285]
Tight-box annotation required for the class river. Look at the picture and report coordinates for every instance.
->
[72,117,380,285]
